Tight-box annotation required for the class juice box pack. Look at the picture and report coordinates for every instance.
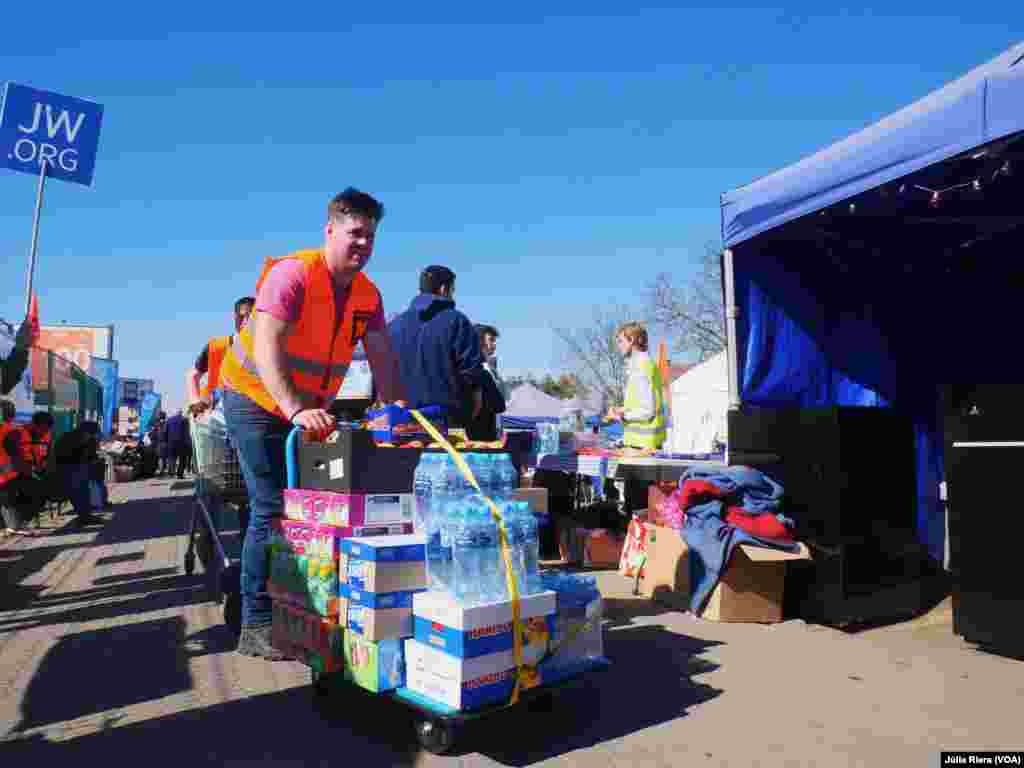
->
[267,521,414,617]
[343,632,405,693]
[271,602,345,675]
[283,489,416,528]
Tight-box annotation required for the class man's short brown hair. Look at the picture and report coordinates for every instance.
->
[615,322,648,352]
[328,188,385,223]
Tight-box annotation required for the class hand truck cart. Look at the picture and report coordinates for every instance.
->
[285,421,611,756]
[185,416,249,635]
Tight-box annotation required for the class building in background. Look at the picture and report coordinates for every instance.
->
[34,323,115,380]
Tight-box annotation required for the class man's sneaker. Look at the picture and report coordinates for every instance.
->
[236,625,291,661]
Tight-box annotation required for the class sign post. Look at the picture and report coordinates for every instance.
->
[0,82,104,314]
[25,160,47,314]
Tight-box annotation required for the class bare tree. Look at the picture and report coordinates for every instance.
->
[645,241,726,361]
[553,303,635,407]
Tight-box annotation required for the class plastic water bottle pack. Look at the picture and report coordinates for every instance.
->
[413,451,540,606]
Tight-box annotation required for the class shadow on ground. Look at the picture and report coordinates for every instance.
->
[3,670,421,766]
[13,616,193,734]
[459,623,723,765]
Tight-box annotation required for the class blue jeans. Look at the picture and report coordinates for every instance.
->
[223,389,290,628]
[60,464,93,516]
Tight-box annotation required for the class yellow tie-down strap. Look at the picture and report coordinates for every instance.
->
[409,409,534,705]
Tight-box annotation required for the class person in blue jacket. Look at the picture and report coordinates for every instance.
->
[387,265,486,428]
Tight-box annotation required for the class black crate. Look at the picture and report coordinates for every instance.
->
[297,427,422,494]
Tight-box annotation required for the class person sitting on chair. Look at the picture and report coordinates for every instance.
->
[51,420,106,527]
[0,400,48,535]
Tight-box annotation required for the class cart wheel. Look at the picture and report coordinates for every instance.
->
[184,552,196,576]
[414,716,455,755]
[223,592,242,637]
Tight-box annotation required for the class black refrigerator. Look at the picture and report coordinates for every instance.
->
[944,385,1024,653]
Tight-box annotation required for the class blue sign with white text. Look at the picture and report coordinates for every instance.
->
[0,83,104,186]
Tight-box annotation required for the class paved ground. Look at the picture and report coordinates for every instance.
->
[1,477,1021,766]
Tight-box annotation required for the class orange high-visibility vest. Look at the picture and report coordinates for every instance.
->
[23,428,50,471]
[220,249,382,418]
[200,335,232,398]
[0,422,23,487]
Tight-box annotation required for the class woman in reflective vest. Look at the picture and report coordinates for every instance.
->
[219,249,382,418]
[606,322,667,450]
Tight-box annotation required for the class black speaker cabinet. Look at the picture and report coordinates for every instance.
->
[728,405,928,625]
[944,384,1024,654]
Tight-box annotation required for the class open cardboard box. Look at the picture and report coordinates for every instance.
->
[640,525,810,623]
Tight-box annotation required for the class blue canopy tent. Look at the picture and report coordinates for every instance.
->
[720,42,1024,563]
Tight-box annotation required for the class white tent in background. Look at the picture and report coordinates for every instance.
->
[504,383,565,420]
[667,350,729,455]
[560,389,606,419]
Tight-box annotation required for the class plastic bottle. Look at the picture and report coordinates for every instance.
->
[471,500,505,604]
[518,501,541,595]
[413,453,436,533]
[498,501,524,598]
[426,496,452,594]
[452,501,478,606]
[495,454,519,500]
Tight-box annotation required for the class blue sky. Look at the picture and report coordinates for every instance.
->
[0,3,1019,413]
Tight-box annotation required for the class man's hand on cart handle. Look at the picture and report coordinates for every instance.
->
[291,407,334,437]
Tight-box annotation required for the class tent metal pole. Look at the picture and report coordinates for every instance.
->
[723,247,741,410]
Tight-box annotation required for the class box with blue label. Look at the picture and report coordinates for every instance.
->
[412,590,557,659]
[367,404,447,445]
[404,640,517,712]
[347,603,412,641]
[341,534,426,563]
[340,583,424,609]
[347,556,427,594]
[343,633,405,693]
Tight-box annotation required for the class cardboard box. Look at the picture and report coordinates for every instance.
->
[413,590,556,659]
[367,403,447,445]
[283,490,416,528]
[582,529,625,568]
[341,534,426,563]
[640,525,810,623]
[347,558,427,593]
[404,640,517,712]
[513,487,548,516]
[343,633,405,693]
[347,603,412,641]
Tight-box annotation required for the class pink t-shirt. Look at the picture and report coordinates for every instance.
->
[254,260,403,401]
[255,260,386,331]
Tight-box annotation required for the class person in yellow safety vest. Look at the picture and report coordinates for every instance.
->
[606,322,667,451]
[186,297,255,417]
[0,400,47,536]
[219,188,406,661]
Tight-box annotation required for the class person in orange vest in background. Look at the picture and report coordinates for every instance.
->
[186,296,255,417]
[0,400,47,536]
[24,411,55,473]
[219,188,406,660]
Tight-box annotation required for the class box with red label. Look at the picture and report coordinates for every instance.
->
[412,590,556,659]
[619,515,653,578]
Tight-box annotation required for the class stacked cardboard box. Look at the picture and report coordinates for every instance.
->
[404,591,557,711]
[269,489,417,680]
[340,534,427,693]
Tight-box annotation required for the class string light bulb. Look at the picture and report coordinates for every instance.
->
[930,191,941,207]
